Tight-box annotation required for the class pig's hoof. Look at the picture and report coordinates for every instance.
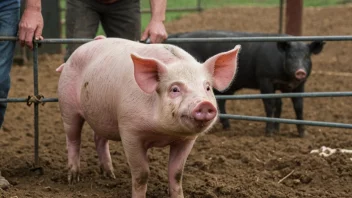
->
[273,125,280,134]
[273,129,280,134]
[100,167,116,179]
[265,131,274,137]
[0,174,11,190]
[104,171,116,179]
[298,130,306,138]
[68,170,80,184]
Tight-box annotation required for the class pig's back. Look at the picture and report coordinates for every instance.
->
[74,38,194,64]
[66,38,194,88]
[73,38,196,97]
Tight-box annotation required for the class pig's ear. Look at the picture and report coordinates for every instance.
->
[277,41,290,52]
[309,41,325,54]
[131,53,167,94]
[203,45,241,92]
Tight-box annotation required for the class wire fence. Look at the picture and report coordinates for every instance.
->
[1,35,351,168]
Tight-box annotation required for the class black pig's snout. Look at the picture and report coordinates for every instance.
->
[295,69,307,80]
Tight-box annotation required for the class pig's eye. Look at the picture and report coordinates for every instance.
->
[169,85,181,98]
[205,83,211,91]
[171,86,180,93]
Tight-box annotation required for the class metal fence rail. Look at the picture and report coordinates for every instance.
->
[2,92,352,103]
[216,92,352,100]
[0,36,351,169]
[3,35,352,43]
[165,35,352,43]
[219,114,352,129]
[0,98,58,103]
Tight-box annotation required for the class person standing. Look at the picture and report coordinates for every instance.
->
[64,0,168,61]
[0,0,44,189]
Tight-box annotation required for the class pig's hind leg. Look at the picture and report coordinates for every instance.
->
[62,113,85,184]
[94,133,116,179]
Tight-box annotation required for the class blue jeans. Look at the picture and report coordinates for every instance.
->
[0,1,20,128]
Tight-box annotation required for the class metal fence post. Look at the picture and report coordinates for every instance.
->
[197,0,202,12]
[32,42,42,174]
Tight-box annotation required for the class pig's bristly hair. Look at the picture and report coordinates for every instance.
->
[163,44,183,59]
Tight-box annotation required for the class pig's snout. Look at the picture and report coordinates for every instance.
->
[192,101,217,122]
[295,69,307,80]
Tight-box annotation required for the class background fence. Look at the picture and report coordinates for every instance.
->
[1,35,352,170]
[2,0,352,172]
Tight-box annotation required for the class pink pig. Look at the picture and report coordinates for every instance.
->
[57,37,240,198]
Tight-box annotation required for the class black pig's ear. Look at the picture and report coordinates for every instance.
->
[277,41,290,52]
[309,41,325,54]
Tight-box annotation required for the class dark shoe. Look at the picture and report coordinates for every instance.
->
[0,171,10,190]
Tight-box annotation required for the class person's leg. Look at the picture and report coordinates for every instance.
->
[100,0,141,40]
[64,0,101,61]
[0,1,20,129]
[0,1,20,190]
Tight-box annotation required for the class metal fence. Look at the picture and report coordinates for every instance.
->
[1,35,352,169]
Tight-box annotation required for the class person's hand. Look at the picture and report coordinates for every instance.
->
[18,6,44,50]
[141,19,168,44]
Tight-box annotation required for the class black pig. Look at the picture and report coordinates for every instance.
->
[169,30,325,137]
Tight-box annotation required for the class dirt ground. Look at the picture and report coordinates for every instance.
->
[1,5,352,198]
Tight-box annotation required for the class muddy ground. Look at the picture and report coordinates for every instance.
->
[1,5,352,198]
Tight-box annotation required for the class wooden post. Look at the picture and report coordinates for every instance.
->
[278,0,284,34]
[285,0,303,36]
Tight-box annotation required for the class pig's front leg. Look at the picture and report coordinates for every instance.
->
[217,99,231,130]
[121,133,150,198]
[259,79,276,137]
[291,84,306,137]
[94,133,116,179]
[168,138,196,198]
